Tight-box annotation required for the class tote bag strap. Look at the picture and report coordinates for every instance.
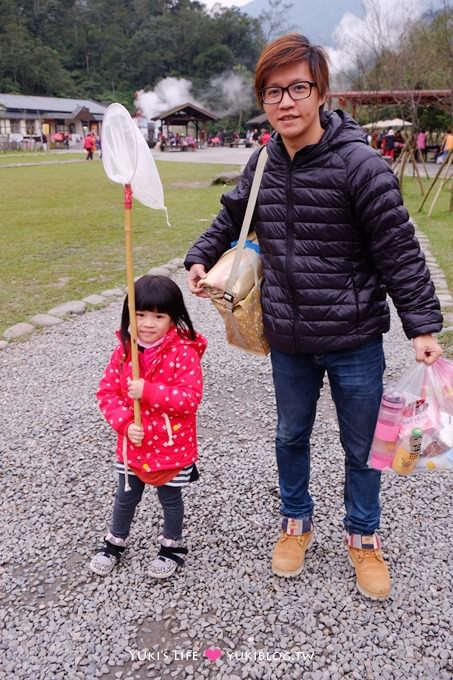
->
[223,146,268,309]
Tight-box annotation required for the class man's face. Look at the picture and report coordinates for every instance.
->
[262,61,324,155]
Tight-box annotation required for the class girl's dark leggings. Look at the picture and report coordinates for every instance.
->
[111,473,184,541]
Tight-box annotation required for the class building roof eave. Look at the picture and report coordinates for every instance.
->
[151,102,217,122]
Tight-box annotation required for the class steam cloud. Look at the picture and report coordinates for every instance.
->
[135,71,254,120]
[209,71,255,117]
[135,77,201,119]
[327,0,426,80]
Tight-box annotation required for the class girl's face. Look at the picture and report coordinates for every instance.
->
[136,310,172,344]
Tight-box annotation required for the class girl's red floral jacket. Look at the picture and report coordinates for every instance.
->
[97,327,207,474]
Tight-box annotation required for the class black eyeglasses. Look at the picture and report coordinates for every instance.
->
[260,81,316,105]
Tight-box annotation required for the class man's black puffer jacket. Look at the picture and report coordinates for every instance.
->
[185,110,442,354]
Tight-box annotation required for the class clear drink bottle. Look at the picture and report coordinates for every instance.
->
[392,427,423,475]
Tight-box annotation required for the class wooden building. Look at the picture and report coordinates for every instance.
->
[0,94,107,149]
[152,102,217,143]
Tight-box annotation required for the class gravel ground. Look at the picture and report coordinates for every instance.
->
[1,267,452,680]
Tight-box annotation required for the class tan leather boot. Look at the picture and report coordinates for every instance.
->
[347,534,391,600]
[272,530,314,577]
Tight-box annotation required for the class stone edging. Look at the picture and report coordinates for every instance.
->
[0,258,185,350]
[415,230,453,332]
[1,231,452,352]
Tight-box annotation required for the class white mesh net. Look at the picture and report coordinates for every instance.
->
[101,103,137,185]
[101,103,167,214]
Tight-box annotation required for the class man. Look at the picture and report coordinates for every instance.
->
[185,34,443,600]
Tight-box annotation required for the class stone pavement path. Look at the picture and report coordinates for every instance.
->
[1,266,452,680]
[1,146,452,680]
[1,146,450,177]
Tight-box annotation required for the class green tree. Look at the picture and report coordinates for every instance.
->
[347,1,452,126]
[210,6,263,72]
[0,0,265,102]
[193,44,234,79]
[259,0,295,42]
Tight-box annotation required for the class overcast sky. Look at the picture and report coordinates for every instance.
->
[200,0,433,76]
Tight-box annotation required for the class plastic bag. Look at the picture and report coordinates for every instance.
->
[368,357,453,474]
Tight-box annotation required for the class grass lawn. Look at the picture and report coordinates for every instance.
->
[0,159,451,355]
[403,176,453,288]
[0,151,86,165]
[401,175,453,356]
[0,159,237,334]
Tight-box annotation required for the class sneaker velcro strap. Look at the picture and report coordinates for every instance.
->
[158,545,188,565]
[347,533,382,550]
[100,540,126,558]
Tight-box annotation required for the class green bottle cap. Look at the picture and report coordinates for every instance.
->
[411,428,423,438]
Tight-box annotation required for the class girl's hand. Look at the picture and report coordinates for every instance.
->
[127,378,145,399]
[127,423,144,445]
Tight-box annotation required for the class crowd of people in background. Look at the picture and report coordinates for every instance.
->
[157,132,198,151]
[155,127,274,151]
[155,125,452,163]
[60,122,453,163]
[154,124,451,161]
[364,126,453,164]
[37,129,101,156]
[367,127,405,159]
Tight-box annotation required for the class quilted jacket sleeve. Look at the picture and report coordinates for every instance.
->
[96,346,134,435]
[346,146,442,338]
[184,149,261,271]
[141,346,203,415]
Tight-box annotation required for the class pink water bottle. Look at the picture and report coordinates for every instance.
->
[375,392,406,441]
[369,392,405,470]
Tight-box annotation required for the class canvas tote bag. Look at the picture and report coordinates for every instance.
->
[200,147,269,356]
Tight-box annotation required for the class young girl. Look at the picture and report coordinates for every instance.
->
[90,275,207,578]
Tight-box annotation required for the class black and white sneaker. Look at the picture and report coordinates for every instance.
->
[89,533,127,576]
[148,536,188,579]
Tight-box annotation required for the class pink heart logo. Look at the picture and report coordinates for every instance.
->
[203,648,222,662]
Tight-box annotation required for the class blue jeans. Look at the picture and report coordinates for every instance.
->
[271,337,385,535]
